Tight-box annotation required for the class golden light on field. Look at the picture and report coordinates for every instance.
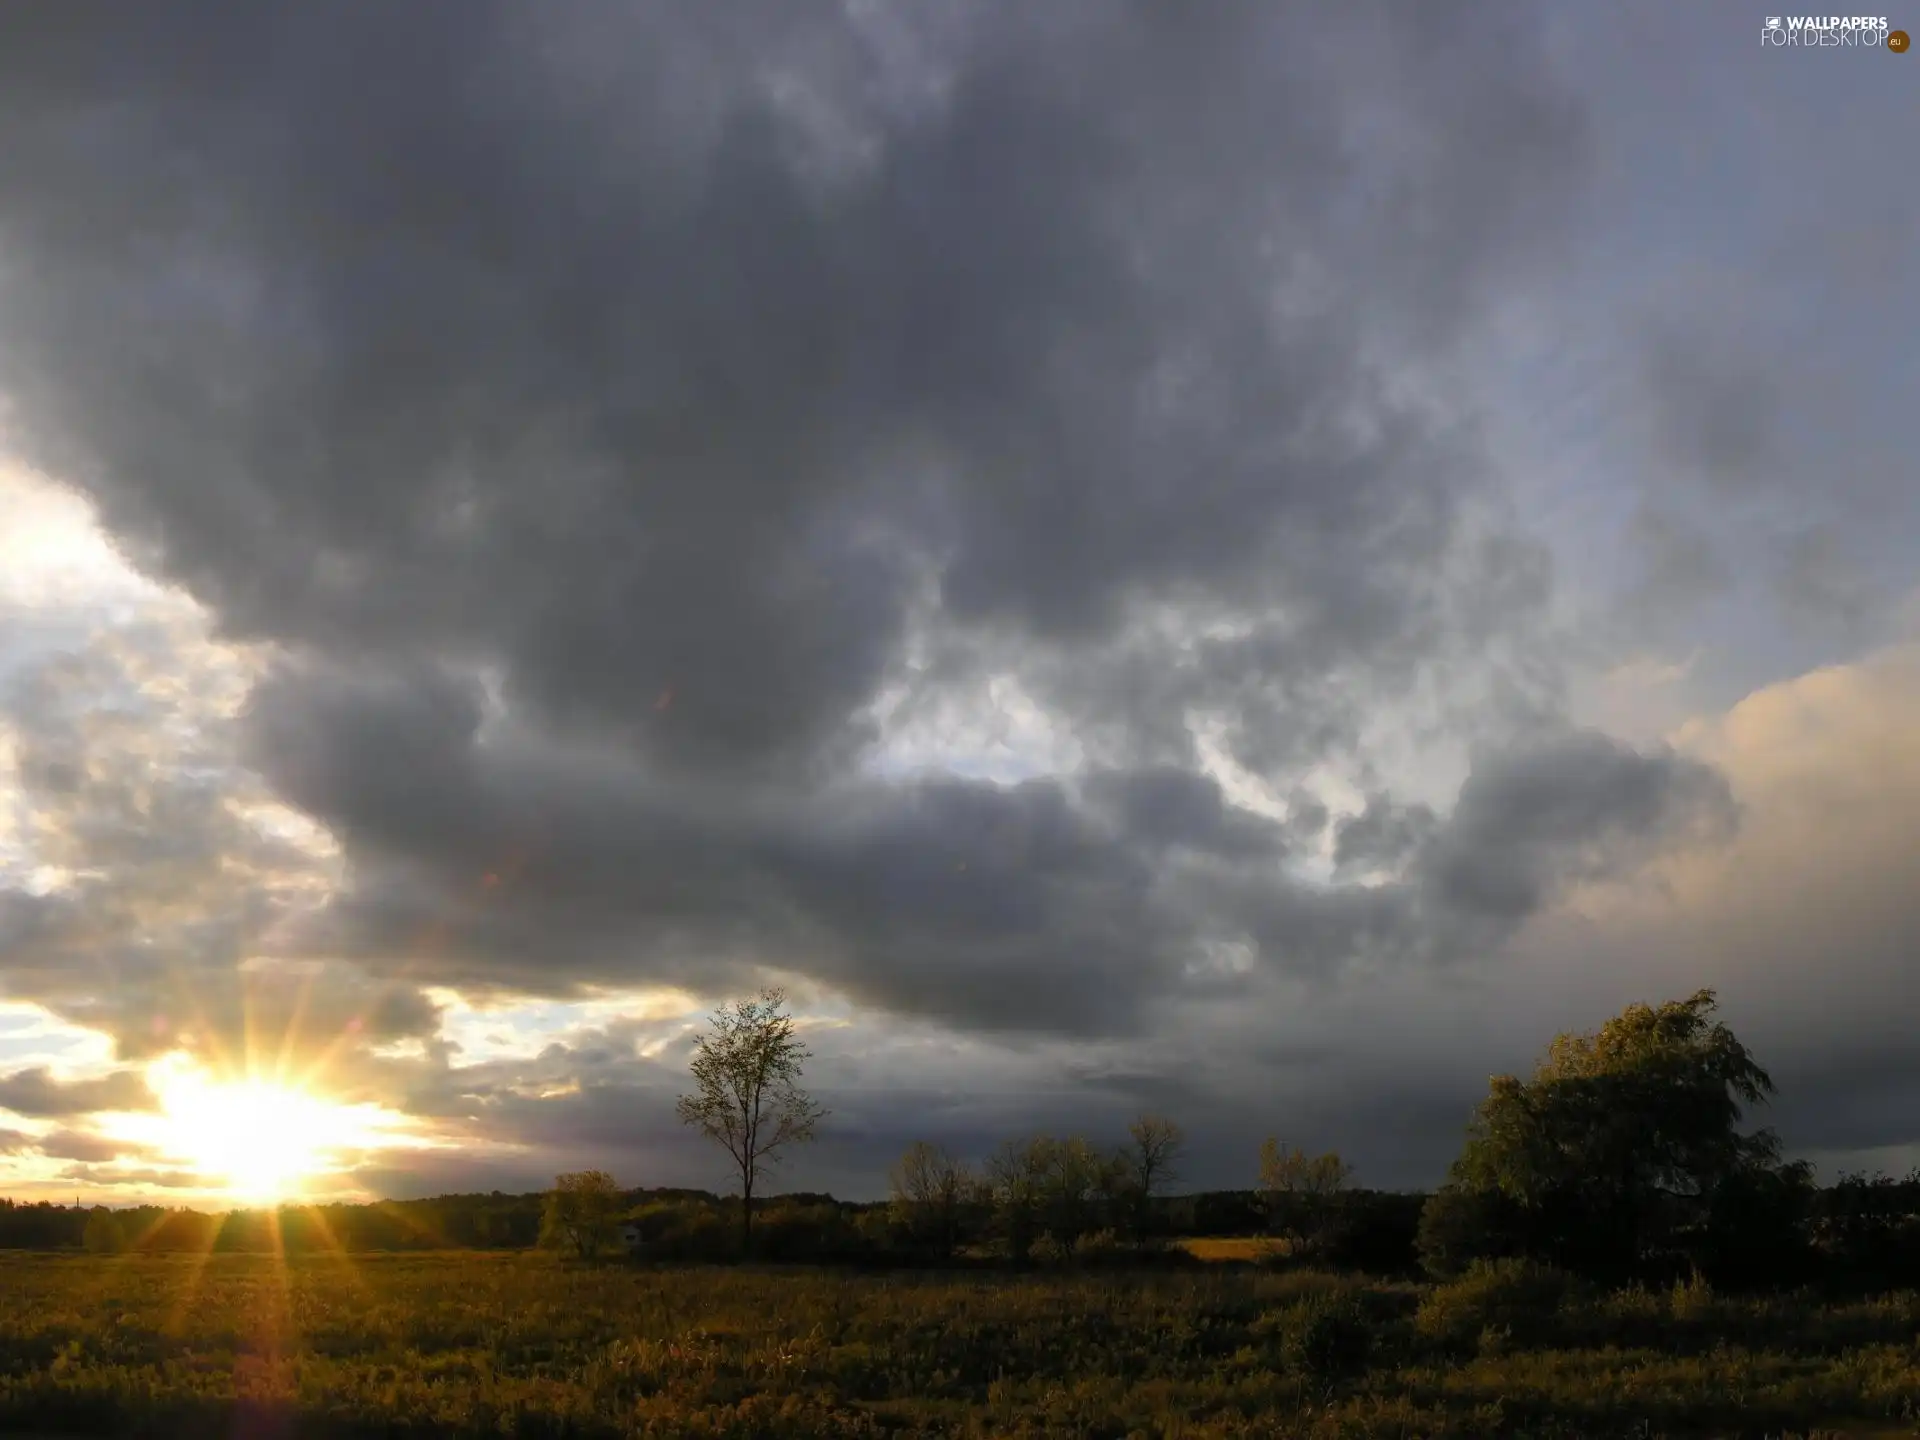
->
[112,1055,419,1203]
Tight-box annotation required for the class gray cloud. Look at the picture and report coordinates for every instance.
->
[1333,794,1438,876]
[0,0,1580,780]
[247,651,1729,1038]
[1641,321,1783,496]
[17,1,1876,1200]
[35,1128,132,1163]
[0,0,1593,855]
[1081,767,1288,861]
[0,0,1609,1062]
[0,623,441,1077]
[0,1067,154,1117]
[59,1164,202,1191]
[1419,727,1738,921]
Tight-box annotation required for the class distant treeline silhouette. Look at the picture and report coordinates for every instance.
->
[11,989,1920,1295]
[8,1172,1920,1294]
[8,1184,1404,1263]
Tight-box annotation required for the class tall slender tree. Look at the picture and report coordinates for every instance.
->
[1121,1114,1185,1238]
[676,987,826,1254]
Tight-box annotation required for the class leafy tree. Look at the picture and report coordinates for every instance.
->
[675,987,826,1254]
[82,1205,125,1255]
[1414,1183,1527,1279]
[1421,988,1797,1283]
[539,1170,623,1260]
[985,1136,1049,1263]
[1119,1115,1184,1238]
[889,1142,973,1259]
[1258,1140,1353,1259]
[1035,1136,1115,1246]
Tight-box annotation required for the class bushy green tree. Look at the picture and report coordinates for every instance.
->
[1421,989,1801,1283]
[540,1170,624,1260]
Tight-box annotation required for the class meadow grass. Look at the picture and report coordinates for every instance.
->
[1174,1236,1281,1264]
[1,1250,1918,1437]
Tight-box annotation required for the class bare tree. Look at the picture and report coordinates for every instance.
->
[1121,1114,1185,1237]
[676,987,826,1254]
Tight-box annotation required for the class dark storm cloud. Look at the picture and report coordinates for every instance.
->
[0,0,1645,1139]
[0,0,1587,749]
[347,1000,1510,1197]
[1333,794,1438,876]
[1080,767,1286,861]
[245,647,1735,1035]
[1419,728,1738,921]
[0,1066,153,1117]
[1179,728,1739,990]
[245,660,1183,1031]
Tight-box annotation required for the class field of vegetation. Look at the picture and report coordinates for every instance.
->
[4,1250,1920,1439]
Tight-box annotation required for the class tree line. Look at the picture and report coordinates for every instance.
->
[532,986,1920,1292]
[12,986,1920,1293]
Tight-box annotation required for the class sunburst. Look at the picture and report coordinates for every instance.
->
[104,1053,419,1204]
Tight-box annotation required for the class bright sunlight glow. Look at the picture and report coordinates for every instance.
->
[115,1055,419,1202]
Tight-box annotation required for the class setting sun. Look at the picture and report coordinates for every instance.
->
[112,1056,421,1202]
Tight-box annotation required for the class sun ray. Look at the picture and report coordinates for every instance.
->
[370,1197,456,1251]
[288,1201,375,1301]
[273,961,323,1091]
[101,1057,426,1206]
[151,1205,223,1339]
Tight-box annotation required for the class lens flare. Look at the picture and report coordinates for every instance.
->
[115,1056,416,1203]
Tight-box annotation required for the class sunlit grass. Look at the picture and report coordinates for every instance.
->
[3,1251,1920,1437]
[1175,1234,1285,1262]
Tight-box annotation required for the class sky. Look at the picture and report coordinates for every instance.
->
[0,0,1915,1206]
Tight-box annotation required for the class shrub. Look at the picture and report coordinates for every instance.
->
[1413,1257,1575,1351]
[1669,1269,1718,1323]
[1283,1297,1375,1389]
[1571,1282,1668,1349]
[1029,1232,1072,1267]
[1415,1185,1527,1278]
[1071,1228,1126,1266]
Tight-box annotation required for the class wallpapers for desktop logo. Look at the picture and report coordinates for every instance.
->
[1762,14,1905,47]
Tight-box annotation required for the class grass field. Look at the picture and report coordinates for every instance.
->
[3,1251,1920,1438]
[1176,1236,1284,1263]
